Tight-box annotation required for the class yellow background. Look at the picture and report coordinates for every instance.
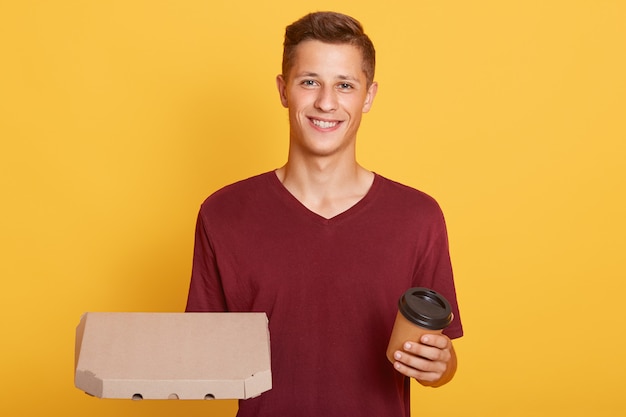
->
[1,0,625,415]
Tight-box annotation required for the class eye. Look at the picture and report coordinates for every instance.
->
[337,82,354,90]
[301,79,318,87]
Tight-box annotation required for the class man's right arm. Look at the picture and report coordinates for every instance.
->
[185,210,228,312]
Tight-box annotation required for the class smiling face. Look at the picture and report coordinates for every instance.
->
[276,40,378,159]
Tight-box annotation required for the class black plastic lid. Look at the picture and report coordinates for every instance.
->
[398,287,453,330]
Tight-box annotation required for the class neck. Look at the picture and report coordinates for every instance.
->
[275,157,374,219]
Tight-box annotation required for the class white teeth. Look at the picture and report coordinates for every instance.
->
[312,119,338,129]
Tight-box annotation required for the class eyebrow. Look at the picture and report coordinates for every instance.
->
[296,72,362,83]
[337,74,361,83]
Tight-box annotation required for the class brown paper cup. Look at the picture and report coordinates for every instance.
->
[386,287,452,364]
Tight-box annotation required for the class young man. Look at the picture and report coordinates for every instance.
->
[186,11,463,416]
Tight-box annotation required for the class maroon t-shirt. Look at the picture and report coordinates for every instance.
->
[186,171,463,417]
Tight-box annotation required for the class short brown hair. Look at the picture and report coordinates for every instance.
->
[282,11,376,86]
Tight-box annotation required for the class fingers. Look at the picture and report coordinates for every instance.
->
[416,334,451,364]
[391,335,452,382]
[419,334,450,350]
[393,352,445,382]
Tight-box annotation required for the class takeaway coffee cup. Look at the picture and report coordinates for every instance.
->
[386,287,453,363]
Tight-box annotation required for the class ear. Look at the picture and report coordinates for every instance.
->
[276,75,289,108]
[362,81,378,113]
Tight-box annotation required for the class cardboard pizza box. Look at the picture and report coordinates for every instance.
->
[74,312,271,400]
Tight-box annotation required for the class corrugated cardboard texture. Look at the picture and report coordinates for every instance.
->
[75,312,271,400]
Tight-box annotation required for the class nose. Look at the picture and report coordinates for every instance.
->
[314,85,337,112]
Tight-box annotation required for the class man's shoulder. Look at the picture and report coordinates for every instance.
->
[372,174,448,232]
[375,173,442,210]
[200,171,275,211]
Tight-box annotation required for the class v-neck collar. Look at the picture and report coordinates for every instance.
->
[267,170,381,226]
